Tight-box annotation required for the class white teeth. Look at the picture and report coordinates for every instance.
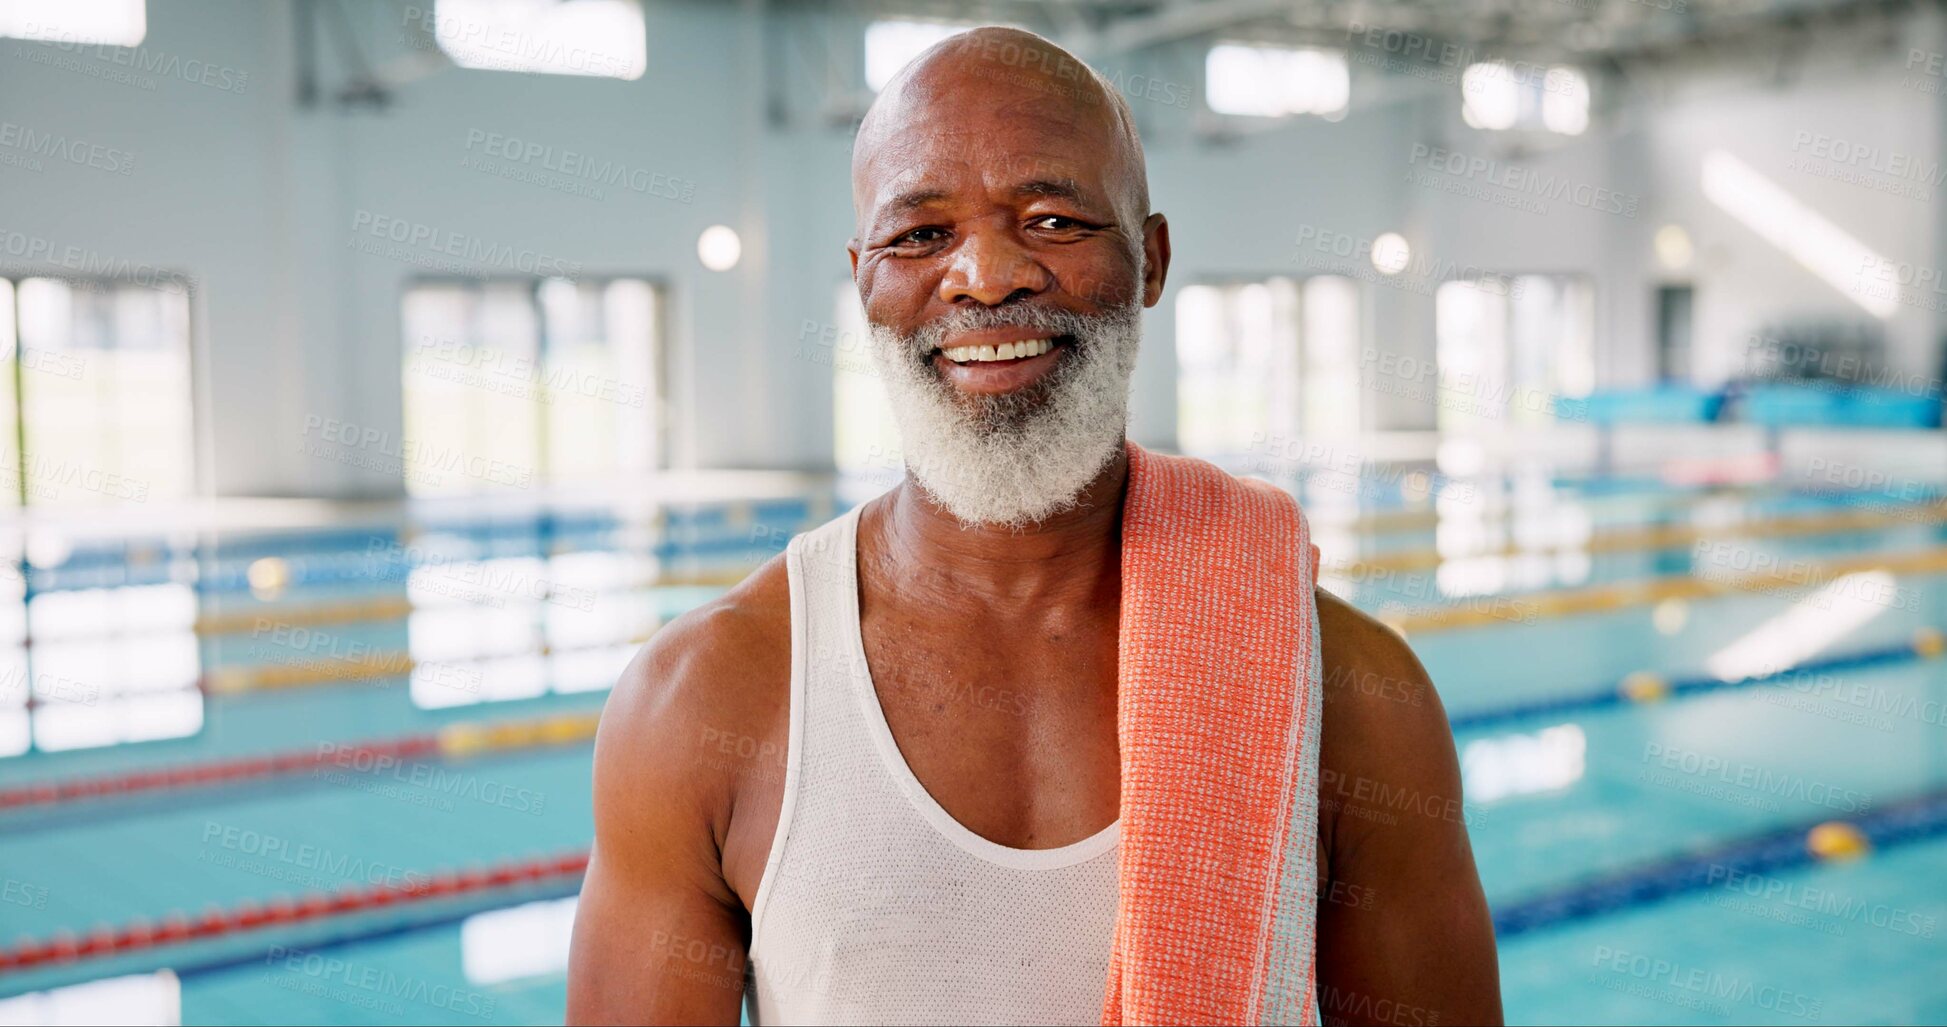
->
[942,338,1057,364]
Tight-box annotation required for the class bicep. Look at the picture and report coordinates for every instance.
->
[1314,777,1500,1026]
[566,646,750,1026]
[1313,604,1502,1026]
[567,841,746,1025]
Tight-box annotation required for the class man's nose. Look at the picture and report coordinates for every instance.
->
[938,227,1053,306]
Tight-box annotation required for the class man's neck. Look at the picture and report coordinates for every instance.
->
[877,445,1129,609]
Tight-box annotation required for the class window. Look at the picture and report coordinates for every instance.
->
[1434,275,1595,432]
[0,276,199,758]
[1461,62,1588,135]
[864,19,978,92]
[1206,44,1348,119]
[431,0,646,80]
[831,284,902,494]
[18,577,201,755]
[10,277,194,506]
[1175,276,1361,464]
[0,0,145,46]
[400,277,661,496]
[400,535,654,710]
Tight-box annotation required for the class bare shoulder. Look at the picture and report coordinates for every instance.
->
[592,552,794,864]
[1313,588,1462,847]
[1315,587,1452,746]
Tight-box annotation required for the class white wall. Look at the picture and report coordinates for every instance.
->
[1,1,1938,498]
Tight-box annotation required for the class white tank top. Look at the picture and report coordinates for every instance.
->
[745,505,1121,1026]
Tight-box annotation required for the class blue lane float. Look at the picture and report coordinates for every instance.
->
[1492,786,1947,938]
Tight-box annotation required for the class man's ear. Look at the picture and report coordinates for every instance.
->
[1141,214,1170,308]
[847,239,860,278]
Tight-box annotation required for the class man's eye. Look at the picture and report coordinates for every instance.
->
[1031,215,1087,231]
[892,227,948,247]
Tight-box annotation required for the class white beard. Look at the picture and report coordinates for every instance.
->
[866,301,1142,529]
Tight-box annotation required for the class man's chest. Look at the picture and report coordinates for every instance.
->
[857,604,1122,851]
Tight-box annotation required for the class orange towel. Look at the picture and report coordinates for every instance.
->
[1104,442,1323,1026]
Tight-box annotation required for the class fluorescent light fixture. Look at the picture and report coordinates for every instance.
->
[1541,67,1589,135]
[1461,63,1519,130]
[1701,149,1897,319]
[1206,44,1349,118]
[0,0,145,46]
[433,0,646,80]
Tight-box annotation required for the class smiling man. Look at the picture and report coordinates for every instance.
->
[568,26,1500,1027]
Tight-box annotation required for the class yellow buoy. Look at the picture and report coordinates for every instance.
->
[1806,821,1871,862]
[438,723,491,758]
[1621,671,1670,703]
[1914,627,1945,659]
[540,714,600,745]
[246,557,291,600]
[1652,598,1690,636]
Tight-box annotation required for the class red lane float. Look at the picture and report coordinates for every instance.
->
[0,849,589,975]
[0,735,442,811]
[0,711,601,812]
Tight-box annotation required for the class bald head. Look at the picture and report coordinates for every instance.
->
[852,27,1150,231]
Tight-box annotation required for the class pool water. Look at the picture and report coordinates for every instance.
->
[1,475,1943,1024]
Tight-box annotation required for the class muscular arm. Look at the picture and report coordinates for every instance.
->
[567,564,790,1025]
[1313,591,1503,1027]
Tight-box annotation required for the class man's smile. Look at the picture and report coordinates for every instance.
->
[928,331,1073,395]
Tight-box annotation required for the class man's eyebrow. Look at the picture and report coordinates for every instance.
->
[1013,179,1090,204]
[883,188,950,215]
